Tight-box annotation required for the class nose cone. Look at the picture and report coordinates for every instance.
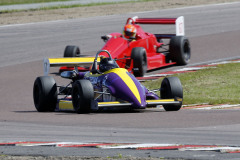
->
[104,68,146,108]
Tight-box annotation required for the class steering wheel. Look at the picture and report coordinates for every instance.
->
[91,50,113,74]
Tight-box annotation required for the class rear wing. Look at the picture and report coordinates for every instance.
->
[127,16,185,36]
[43,57,100,75]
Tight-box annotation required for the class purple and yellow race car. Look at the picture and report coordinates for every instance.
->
[33,50,183,113]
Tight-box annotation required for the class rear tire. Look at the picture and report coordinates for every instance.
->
[169,36,190,65]
[33,76,57,112]
[160,77,183,111]
[72,80,94,113]
[64,45,81,57]
[131,47,147,77]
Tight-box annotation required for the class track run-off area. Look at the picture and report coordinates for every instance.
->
[0,2,240,159]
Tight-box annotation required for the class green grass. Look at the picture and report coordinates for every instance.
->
[0,0,70,6]
[0,0,156,6]
[143,62,240,105]
[0,0,158,13]
[107,153,123,159]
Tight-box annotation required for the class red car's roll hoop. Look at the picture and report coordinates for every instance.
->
[126,16,185,36]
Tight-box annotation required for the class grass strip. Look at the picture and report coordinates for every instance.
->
[0,0,158,13]
[0,0,71,6]
[143,62,240,105]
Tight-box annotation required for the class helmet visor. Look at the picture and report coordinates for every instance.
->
[125,31,135,37]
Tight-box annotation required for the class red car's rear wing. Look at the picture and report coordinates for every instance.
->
[127,16,185,36]
[135,18,176,24]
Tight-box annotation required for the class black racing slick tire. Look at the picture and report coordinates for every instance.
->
[131,47,147,77]
[64,45,81,57]
[169,36,191,65]
[160,77,183,111]
[72,80,94,114]
[33,76,57,112]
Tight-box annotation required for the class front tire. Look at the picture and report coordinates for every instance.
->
[64,45,81,57]
[169,36,190,65]
[131,47,147,77]
[33,76,57,112]
[72,80,94,113]
[160,77,183,111]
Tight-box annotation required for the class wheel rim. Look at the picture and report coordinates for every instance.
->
[161,82,171,99]
[75,48,80,57]
[33,85,40,106]
[72,86,81,110]
[183,41,190,61]
[142,57,147,73]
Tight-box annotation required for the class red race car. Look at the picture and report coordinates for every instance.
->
[60,16,190,77]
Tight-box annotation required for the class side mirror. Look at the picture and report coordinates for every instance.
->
[101,35,112,42]
[61,71,74,79]
[132,68,139,72]
[91,59,100,74]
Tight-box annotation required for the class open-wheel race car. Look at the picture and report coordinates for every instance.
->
[33,50,183,113]
[60,16,191,77]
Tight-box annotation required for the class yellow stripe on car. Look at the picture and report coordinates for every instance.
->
[104,68,141,104]
[146,99,175,103]
[99,101,122,105]
[59,100,74,110]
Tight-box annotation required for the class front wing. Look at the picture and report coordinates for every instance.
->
[57,98,182,111]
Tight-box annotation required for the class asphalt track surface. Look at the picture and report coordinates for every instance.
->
[0,2,240,159]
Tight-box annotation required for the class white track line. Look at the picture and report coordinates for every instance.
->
[180,146,240,153]
[99,143,176,149]
[195,104,240,110]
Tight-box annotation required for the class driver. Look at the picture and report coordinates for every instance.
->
[99,58,118,72]
[123,24,137,40]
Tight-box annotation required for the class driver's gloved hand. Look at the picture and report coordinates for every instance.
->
[71,70,78,79]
